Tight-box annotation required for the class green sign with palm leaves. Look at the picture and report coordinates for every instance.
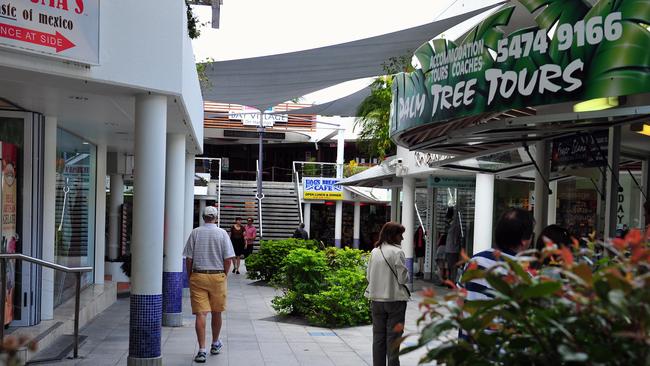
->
[390,0,650,135]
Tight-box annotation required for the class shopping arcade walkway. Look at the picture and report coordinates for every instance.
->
[42,265,440,366]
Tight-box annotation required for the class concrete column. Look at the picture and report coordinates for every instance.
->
[390,187,399,222]
[604,126,621,239]
[41,116,56,320]
[548,181,557,225]
[199,199,206,226]
[401,176,415,289]
[183,154,195,289]
[94,144,107,285]
[334,129,344,247]
[108,174,124,260]
[162,134,186,327]
[534,141,550,237]
[303,202,311,234]
[473,173,495,254]
[128,94,167,366]
[424,184,435,280]
[353,201,361,249]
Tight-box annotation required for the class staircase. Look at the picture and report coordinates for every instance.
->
[218,180,301,245]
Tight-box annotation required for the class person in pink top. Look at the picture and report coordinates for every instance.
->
[243,217,257,260]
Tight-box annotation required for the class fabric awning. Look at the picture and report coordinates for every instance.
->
[202,2,505,111]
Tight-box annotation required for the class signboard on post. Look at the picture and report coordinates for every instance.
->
[0,0,100,64]
[303,177,343,200]
[228,107,288,127]
[551,131,608,172]
[390,0,650,135]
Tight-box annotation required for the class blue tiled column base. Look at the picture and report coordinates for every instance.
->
[182,261,189,288]
[129,294,162,360]
[334,238,342,248]
[352,238,360,249]
[405,257,414,290]
[162,272,183,327]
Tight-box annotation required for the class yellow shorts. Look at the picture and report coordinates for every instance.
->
[189,273,227,314]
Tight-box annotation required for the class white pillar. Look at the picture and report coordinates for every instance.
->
[548,181,557,225]
[534,141,550,237]
[41,116,57,320]
[129,94,166,365]
[303,202,311,234]
[184,154,195,239]
[199,199,206,226]
[473,173,495,254]
[334,129,344,247]
[353,201,361,249]
[604,126,621,239]
[401,176,415,289]
[108,174,124,260]
[94,144,107,285]
[390,187,399,222]
[162,134,185,327]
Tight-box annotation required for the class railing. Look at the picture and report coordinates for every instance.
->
[0,254,92,359]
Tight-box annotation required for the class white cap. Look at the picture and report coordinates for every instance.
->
[203,206,218,217]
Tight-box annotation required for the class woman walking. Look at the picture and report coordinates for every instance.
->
[229,217,245,274]
[243,217,257,259]
[366,222,410,366]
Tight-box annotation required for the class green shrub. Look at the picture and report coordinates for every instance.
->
[401,229,650,365]
[245,238,318,281]
[305,268,371,327]
[271,246,371,327]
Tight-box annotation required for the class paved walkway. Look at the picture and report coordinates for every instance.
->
[45,266,440,366]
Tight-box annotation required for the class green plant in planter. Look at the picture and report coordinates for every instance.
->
[401,230,650,365]
[271,248,328,315]
[245,239,318,282]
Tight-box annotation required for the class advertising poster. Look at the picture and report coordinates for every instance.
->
[303,177,343,200]
[1,142,17,325]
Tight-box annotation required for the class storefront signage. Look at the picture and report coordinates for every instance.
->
[228,107,288,127]
[551,131,608,172]
[414,151,455,167]
[391,0,650,135]
[303,177,343,200]
[0,0,99,64]
[428,176,475,189]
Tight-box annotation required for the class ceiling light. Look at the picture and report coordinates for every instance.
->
[82,142,90,145]
[631,123,650,136]
[573,97,619,112]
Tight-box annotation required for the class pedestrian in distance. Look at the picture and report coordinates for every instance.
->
[183,206,236,363]
[445,207,463,283]
[366,222,410,366]
[243,217,257,259]
[292,222,309,239]
[229,217,246,274]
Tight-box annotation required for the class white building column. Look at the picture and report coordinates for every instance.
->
[41,116,57,320]
[162,134,186,327]
[353,201,361,249]
[390,187,399,222]
[303,202,311,235]
[128,94,167,366]
[108,174,124,260]
[548,181,557,225]
[473,173,495,254]
[604,126,622,239]
[94,144,107,285]
[183,154,195,288]
[534,141,550,237]
[401,176,415,289]
[334,129,344,247]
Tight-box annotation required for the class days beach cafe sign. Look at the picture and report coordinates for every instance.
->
[0,0,99,64]
[390,0,650,135]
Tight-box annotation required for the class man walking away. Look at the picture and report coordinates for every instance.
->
[183,206,236,363]
[292,222,309,239]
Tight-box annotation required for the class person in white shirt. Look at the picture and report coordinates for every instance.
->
[366,222,410,366]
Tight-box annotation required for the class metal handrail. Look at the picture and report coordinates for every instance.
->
[0,253,92,359]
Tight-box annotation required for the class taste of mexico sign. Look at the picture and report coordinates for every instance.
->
[0,0,99,64]
[303,177,343,200]
[390,0,650,135]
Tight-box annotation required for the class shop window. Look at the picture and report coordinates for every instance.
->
[54,129,96,307]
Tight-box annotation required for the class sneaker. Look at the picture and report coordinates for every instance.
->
[210,341,223,355]
[194,351,207,363]
[235,270,240,274]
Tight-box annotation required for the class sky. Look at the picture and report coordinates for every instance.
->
[190,0,500,104]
